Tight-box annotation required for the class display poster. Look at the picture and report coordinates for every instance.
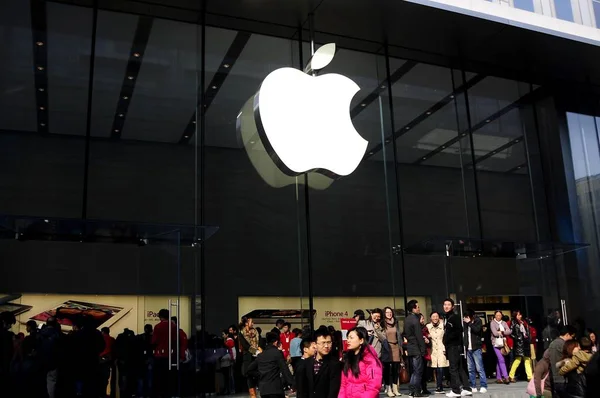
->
[238,296,431,332]
[2,293,191,336]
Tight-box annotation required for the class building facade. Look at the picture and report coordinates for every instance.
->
[1,0,600,395]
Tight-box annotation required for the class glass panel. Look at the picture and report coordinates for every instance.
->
[514,0,535,12]
[202,27,306,396]
[554,0,575,21]
[594,0,600,28]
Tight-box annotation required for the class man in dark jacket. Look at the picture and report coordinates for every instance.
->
[247,331,295,398]
[295,327,341,398]
[463,309,487,393]
[404,300,427,397]
[443,298,472,397]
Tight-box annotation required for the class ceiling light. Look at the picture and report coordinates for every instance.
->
[250,140,255,144]
[36,41,44,46]
[128,76,134,80]
[517,166,522,169]
[133,52,141,57]
[450,95,455,99]
[361,103,366,107]
[515,139,520,142]
[442,145,446,149]
[37,66,44,71]
[184,135,189,138]
[368,152,374,155]
[380,85,386,89]
[39,106,45,110]
[223,64,230,68]
[485,119,491,123]
[426,111,431,115]
[212,85,217,89]
[119,113,124,117]
[123,96,129,100]
[40,123,45,127]
[114,129,119,133]
[385,139,390,143]
[192,121,196,124]
[422,157,427,160]
[405,126,410,130]
[44,219,49,223]
[462,133,467,137]
[38,88,44,92]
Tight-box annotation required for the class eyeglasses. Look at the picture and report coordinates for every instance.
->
[317,341,333,347]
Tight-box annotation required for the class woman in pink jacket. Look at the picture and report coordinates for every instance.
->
[339,327,383,398]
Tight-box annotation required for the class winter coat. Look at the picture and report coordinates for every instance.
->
[509,320,531,357]
[443,311,463,348]
[404,313,426,356]
[338,345,382,398]
[426,322,448,368]
[463,316,483,351]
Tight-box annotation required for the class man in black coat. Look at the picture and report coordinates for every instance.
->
[463,309,487,393]
[404,299,427,397]
[295,327,341,398]
[443,298,472,397]
[247,332,294,398]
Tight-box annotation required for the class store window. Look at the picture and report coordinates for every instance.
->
[594,0,600,27]
[514,0,535,12]
[554,0,574,21]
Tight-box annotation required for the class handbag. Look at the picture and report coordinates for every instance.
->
[501,339,511,356]
[494,337,505,348]
[399,362,410,384]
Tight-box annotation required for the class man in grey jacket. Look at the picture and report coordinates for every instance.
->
[548,325,576,395]
[404,300,427,397]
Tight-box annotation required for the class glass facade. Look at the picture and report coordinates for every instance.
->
[0,0,597,396]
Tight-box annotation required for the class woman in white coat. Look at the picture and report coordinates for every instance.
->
[426,311,449,394]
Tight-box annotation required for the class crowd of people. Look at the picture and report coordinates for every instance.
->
[1,300,600,398]
[227,300,600,398]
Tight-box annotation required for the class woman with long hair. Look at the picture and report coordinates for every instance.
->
[339,327,382,398]
[508,310,532,382]
[490,310,511,384]
[238,316,260,398]
[380,307,403,397]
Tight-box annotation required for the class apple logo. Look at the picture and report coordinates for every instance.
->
[251,43,368,178]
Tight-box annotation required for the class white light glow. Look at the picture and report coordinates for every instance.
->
[255,67,368,176]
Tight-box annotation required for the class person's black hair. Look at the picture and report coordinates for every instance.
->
[72,314,85,329]
[144,324,153,333]
[293,328,302,336]
[228,324,238,332]
[443,298,455,307]
[275,319,285,326]
[158,309,169,320]
[26,320,38,330]
[327,325,336,335]
[283,322,291,329]
[372,308,383,316]
[101,327,110,334]
[494,310,503,317]
[301,337,313,352]
[239,316,251,329]
[353,309,365,320]
[46,317,59,329]
[561,325,578,337]
[511,310,521,320]
[342,327,381,378]
[406,300,418,313]
[171,316,178,323]
[266,331,279,345]
[430,311,441,318]
[314,326,331,341]
[502,315,509,322]
[0,311,16,327]
[580,336,593,351]
[256,327,262,335]
[464,309,475,319]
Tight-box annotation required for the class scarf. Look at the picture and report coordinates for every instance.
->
[494,319,505,332]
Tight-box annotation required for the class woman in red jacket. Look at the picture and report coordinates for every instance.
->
[339,327,383,398]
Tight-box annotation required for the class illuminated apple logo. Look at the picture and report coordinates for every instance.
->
[252,43,368,178]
